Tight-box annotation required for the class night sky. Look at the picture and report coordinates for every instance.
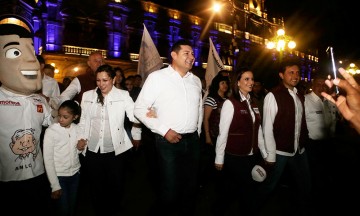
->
[152,0,359,60]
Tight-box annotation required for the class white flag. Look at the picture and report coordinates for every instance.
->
[205,37,224,95]
[137,23,163,85]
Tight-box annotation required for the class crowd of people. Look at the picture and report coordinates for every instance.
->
[2,23,360,216]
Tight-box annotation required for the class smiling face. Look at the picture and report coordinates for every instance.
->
[238,71,254,96]
[0,33,41,95]
[88,52,104,74]
[171,45,195,76]
[218,80,229,95]
[10,133,36,156]
[279,65,300,90]
[96,71,114,95]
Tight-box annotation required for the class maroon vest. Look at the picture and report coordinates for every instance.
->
[272,84,309,153]
[208,95,226,139]
[225,97,261,156]
[73,69,97,103]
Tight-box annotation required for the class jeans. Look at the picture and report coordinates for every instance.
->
[55,172,80,216]
[154,132,200,216]
[257,151,312,215]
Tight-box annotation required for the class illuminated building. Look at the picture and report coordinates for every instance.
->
[0,0,318,85]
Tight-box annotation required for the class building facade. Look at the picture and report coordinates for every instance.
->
[0,0,318,88]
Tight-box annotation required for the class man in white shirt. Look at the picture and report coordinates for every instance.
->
[36,56,60,148]
[134,39,203,216]
[305,75,338,213]
[36,56,60,101]
[258,58,312,215]
[42,64,60,98]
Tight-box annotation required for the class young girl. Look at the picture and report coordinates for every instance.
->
[43,100,81,216]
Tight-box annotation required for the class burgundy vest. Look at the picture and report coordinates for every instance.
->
[73,69,97,103]
[225,97,261,156]
[209,95,226,139]
[271,84,309,153]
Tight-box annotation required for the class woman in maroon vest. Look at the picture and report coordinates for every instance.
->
[213,67,266,216]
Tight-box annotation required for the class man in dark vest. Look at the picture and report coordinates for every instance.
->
[50,51,104,108]
[257,58,311,216]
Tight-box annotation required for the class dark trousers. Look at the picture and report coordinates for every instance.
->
[306,139,336,214]
[153,132,200,216]
[198,135,216,188]
[0,173,51,216]
[214,153,259,216]
[85,150,127,216]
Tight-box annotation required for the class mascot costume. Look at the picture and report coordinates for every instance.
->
[0,23,54,215]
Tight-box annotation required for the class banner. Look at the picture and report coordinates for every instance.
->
[205,37,224,96]
[137,23,163,85]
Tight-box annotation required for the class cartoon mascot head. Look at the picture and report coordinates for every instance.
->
[0,23,42,95]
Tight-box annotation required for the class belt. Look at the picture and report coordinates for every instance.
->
[179,131,197,138]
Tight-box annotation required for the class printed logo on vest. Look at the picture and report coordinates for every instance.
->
[0,100,21,106]
[37,104,43,113]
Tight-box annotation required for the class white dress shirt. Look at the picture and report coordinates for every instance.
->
[305,91,337,140]
[50,77,81,109]
[134,65,203,136]
[262,87,304,162]
[42,75,60,98]
[87,101,114,153]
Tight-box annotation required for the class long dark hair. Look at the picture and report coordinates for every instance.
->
[114,67,126,89]
[95,64,116,105]
[208,71,230,98]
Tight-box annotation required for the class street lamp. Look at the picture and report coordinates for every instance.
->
[346,63,360,75]
[212,0,238,70]
[266,29,296,61]
[266,29,296,51]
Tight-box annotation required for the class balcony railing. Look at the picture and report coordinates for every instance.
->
[62,45,107,58]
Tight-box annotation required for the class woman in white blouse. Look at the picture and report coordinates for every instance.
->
[76,64,141,216]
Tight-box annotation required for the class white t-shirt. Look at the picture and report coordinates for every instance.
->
[0,87,53,181]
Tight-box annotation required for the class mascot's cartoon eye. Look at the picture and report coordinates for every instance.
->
[5,48,22,59]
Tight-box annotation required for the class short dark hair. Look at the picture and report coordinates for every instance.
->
[114,67,124,75]
[37,55,45,65]
[0,23,32,38]
[171,39,192,53]
[44,63,54,70]
[278,58,301,73]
